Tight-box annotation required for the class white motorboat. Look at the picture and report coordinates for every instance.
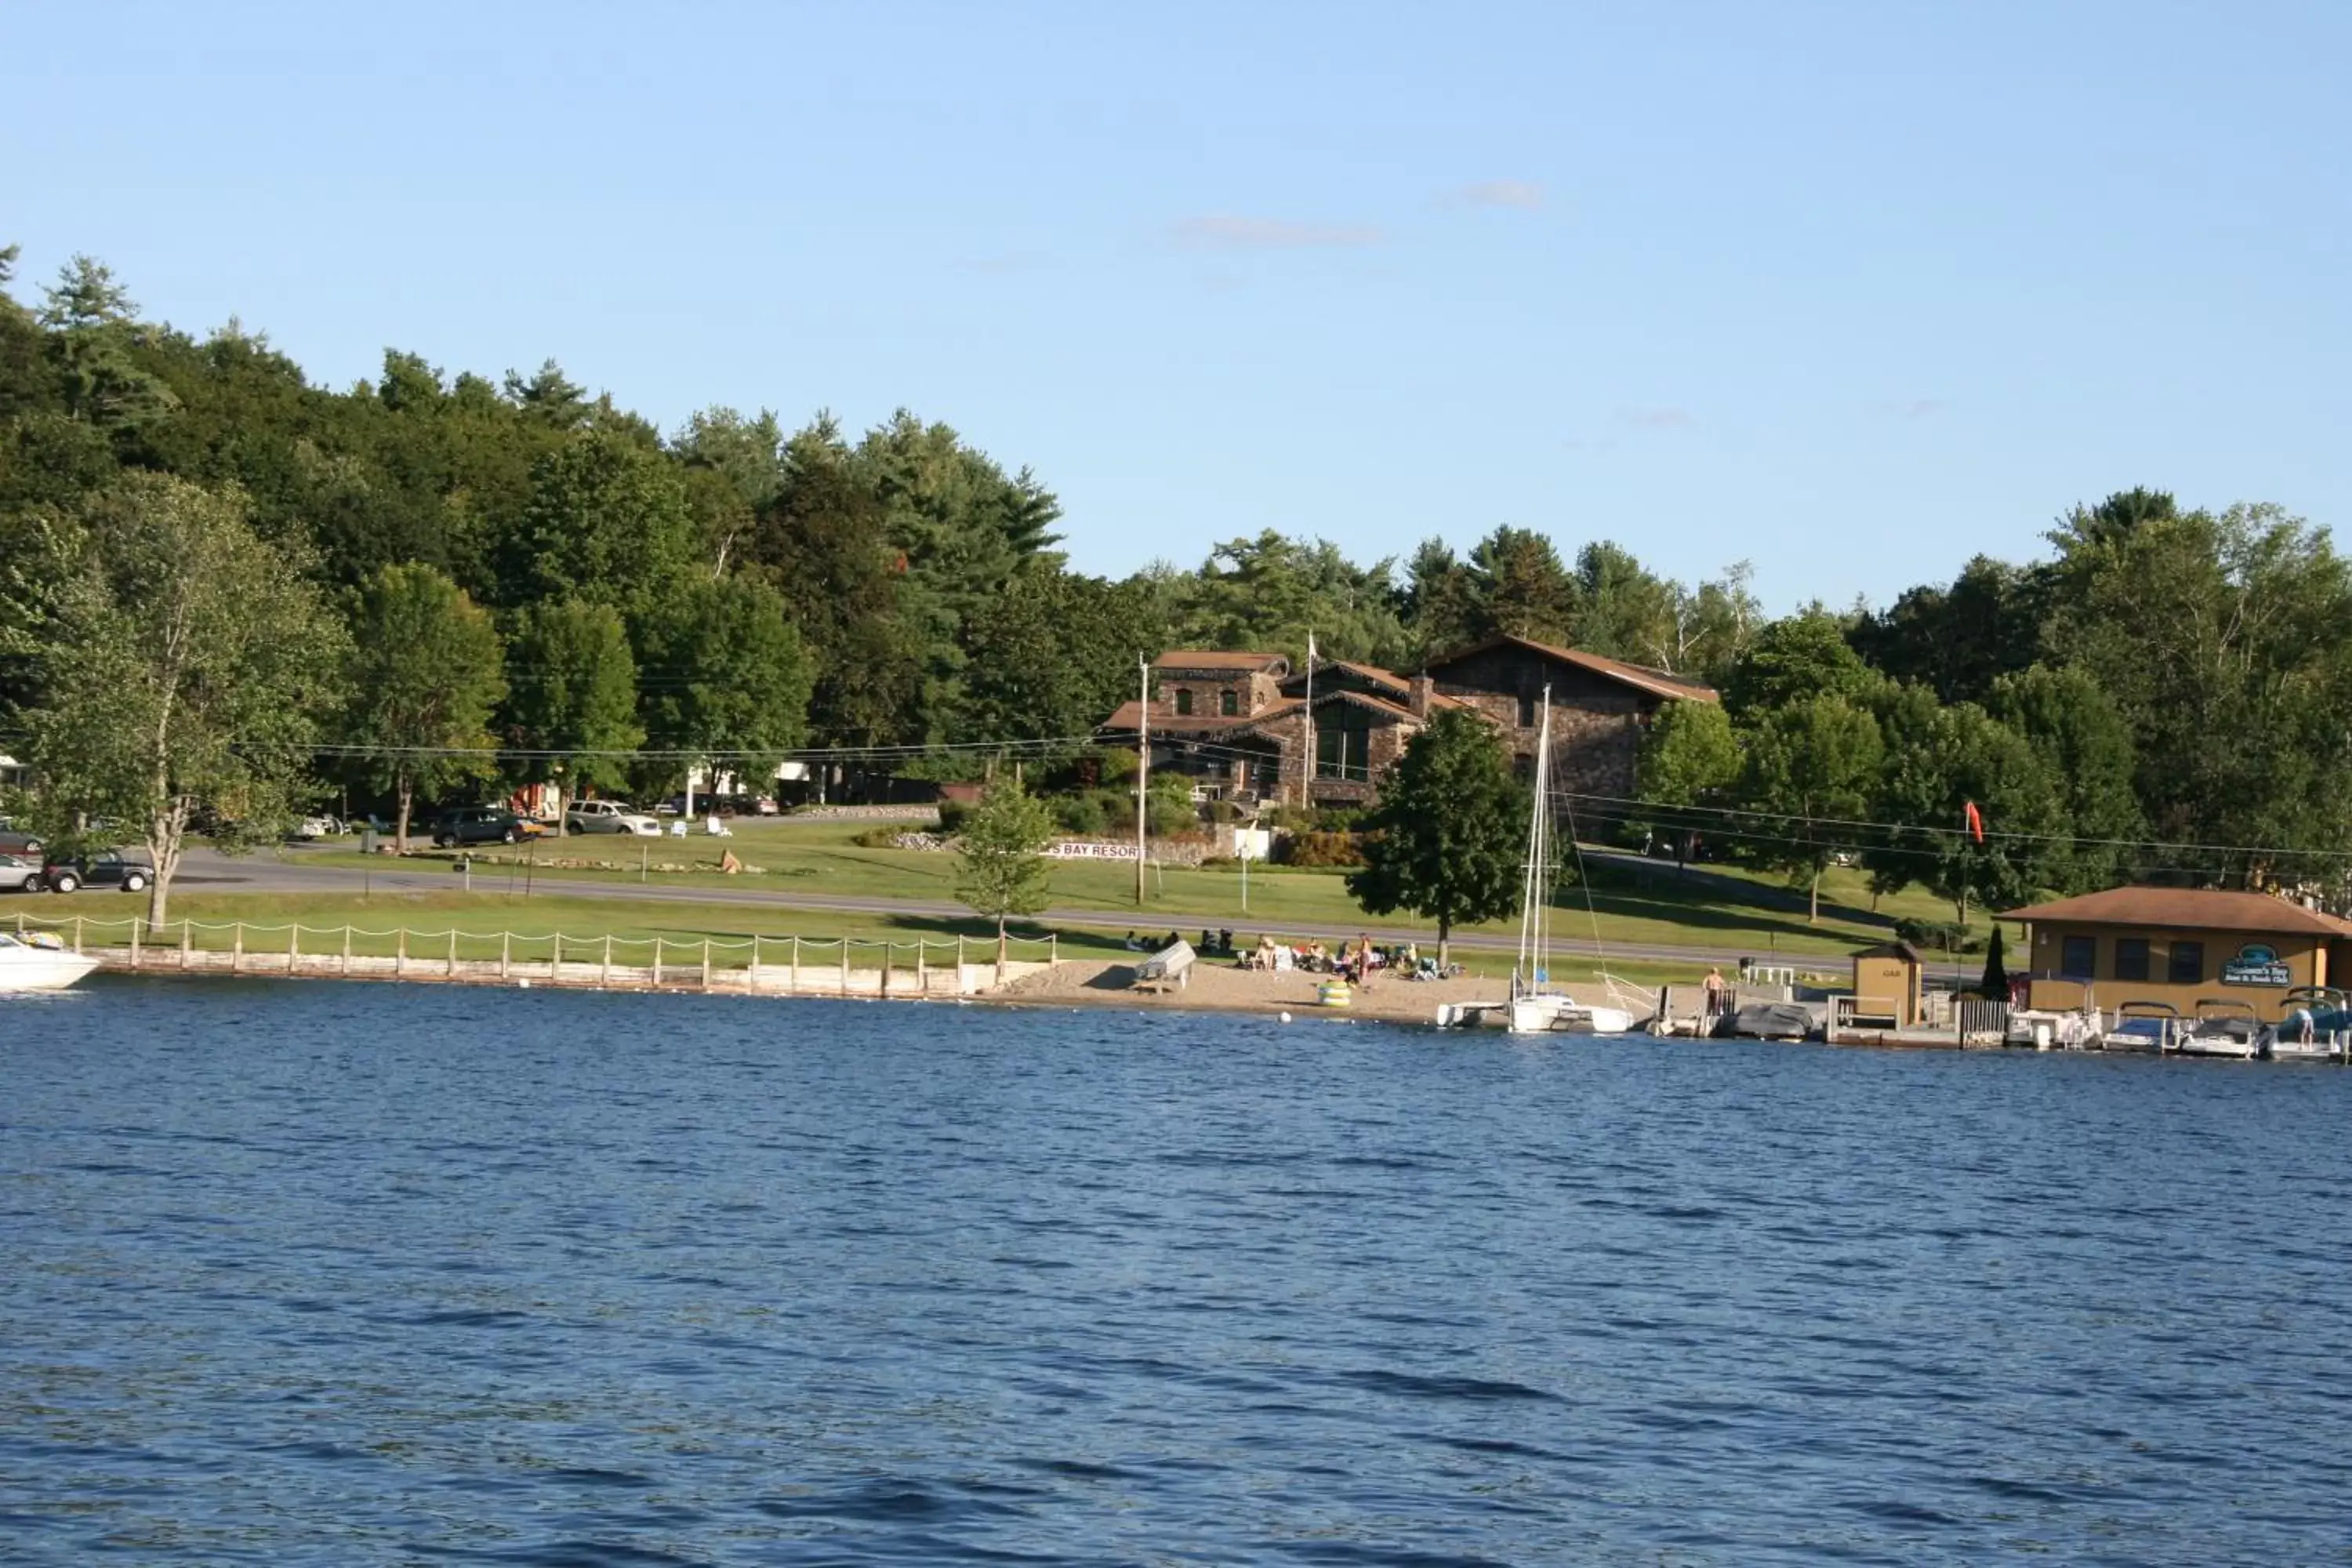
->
[2266,988,2350,1062]
[2176,999,2261,1059]
[0,931,101,993]
[1436,684,1646,1035]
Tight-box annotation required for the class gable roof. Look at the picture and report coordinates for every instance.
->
[1152,649,1290,677]
[1098,696,1300,737]
[1285,659,1412,698]
[1855,940,1925,963]
[2000,887,2352,938]
[1425,633,1719,704]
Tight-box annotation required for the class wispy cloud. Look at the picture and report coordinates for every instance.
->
[1617,406,1697,431]
[1170,214,1385,250]
[1873,397,1947,421]
[1448,179,1546,211]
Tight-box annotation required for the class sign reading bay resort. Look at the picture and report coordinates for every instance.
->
[2221,943,2293,987]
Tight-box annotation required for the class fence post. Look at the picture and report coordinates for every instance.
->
[448,928,457,978]
[501,930,510,979]
[130,917,141,969]
[231,922,243,973]
[396,927,405,978]
[602,933,612,989]
[180,920,191,969]
[880,942,890,998]
[1051,931,1058,967]
[750,935,762,992]
[652,937,662,988]
[289,924,299,974]
[552,931,562,982]
[841,938,850,996]
[917,939,927,995]
[73,915,83,954]
[790,934,800,994]
[343,924,352,976]
[701,937,712,990]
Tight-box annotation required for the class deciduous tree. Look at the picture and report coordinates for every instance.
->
[1635,699,1740,871]
[634,575,814,804]
[1737,692,1882,921]
[13,473,346,924]
[343,564,506,850]
[502,599,643,820]
[954,775,1058,969]
[1347,709,1524,966]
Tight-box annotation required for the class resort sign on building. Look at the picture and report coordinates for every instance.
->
[2220,943,2292,987]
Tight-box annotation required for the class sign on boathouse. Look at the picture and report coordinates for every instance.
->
[2221,943,2292,987]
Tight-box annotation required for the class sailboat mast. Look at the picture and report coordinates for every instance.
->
[1518,684,1554,991]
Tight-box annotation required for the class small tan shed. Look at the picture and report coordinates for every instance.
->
[1851,941,1926,1028]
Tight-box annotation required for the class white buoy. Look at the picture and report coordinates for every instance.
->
[518,978,531,989]
[1279,1011,1293,1023]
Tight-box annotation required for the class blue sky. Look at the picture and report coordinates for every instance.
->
[5,1,2345,612]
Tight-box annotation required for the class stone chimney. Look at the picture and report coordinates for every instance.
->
[1410,674,1435,717]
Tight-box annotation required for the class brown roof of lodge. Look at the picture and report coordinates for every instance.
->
[1427,633,1719,704]
[2000,886,2352,938]
[1152,649,1290,675]
[1098,696,1303,735]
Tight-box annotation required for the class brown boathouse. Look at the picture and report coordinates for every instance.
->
[2002,886,2352,1016]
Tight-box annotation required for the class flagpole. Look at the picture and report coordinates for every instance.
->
[1301,631,1316,809]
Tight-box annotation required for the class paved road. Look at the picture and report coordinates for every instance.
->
[166,847,1846,971]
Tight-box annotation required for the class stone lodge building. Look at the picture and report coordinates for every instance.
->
[1097,637,1717,808]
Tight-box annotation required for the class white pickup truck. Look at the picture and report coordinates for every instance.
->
[563,800,661,836]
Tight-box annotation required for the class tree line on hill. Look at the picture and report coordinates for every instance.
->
[2,244,2346,924]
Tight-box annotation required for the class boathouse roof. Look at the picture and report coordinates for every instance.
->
[2000,887,2352,938]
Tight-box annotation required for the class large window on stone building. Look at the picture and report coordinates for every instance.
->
[1517,691,1537,727]
[1221,688,1239,716]
[1316,707,1376,781]
[1174,688,1193,716]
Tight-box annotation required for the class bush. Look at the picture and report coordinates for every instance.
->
[1893,917,1984,955]
[1280,829,1364,869]
[1054,793,1109,836]
[935,798,971,835]
[1146,793,1197,838]
[851,826,902,849]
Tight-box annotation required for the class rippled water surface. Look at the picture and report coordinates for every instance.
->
[6,978,2352,1564]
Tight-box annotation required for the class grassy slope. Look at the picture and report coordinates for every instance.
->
[288,818,1980,958]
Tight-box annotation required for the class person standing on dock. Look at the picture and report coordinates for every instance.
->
[1703,966,1726,1021]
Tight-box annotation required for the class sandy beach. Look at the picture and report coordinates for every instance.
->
[994,956,1514,1027]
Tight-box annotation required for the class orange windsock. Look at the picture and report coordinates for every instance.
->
[1964,800,1984,843]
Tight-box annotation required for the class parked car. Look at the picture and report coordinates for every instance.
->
[429,807,547,848]
[43,851,153,895]
[289,815,342,840]
[0,852,48,894]
[0,830,43,858]
[564,800,661,836]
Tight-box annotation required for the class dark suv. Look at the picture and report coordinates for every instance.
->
[43,851,153,895]
[430,807,540,848]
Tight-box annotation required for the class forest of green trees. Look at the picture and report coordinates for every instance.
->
[4,245,2350,923]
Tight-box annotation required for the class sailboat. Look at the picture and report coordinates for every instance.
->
[1436,685,1642,1034]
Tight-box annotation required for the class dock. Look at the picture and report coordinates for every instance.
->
[11,913,1059,1000]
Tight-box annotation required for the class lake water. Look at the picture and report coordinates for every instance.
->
[5,979,2352,1565]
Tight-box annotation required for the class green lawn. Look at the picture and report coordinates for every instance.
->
[282,815,1925,959]
[11,887,1808,992]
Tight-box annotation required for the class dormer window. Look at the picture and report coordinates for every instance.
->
[1174,688,1194,716]
[1221,689,1239,716]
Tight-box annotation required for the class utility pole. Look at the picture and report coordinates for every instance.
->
[1136,653,1149,908]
